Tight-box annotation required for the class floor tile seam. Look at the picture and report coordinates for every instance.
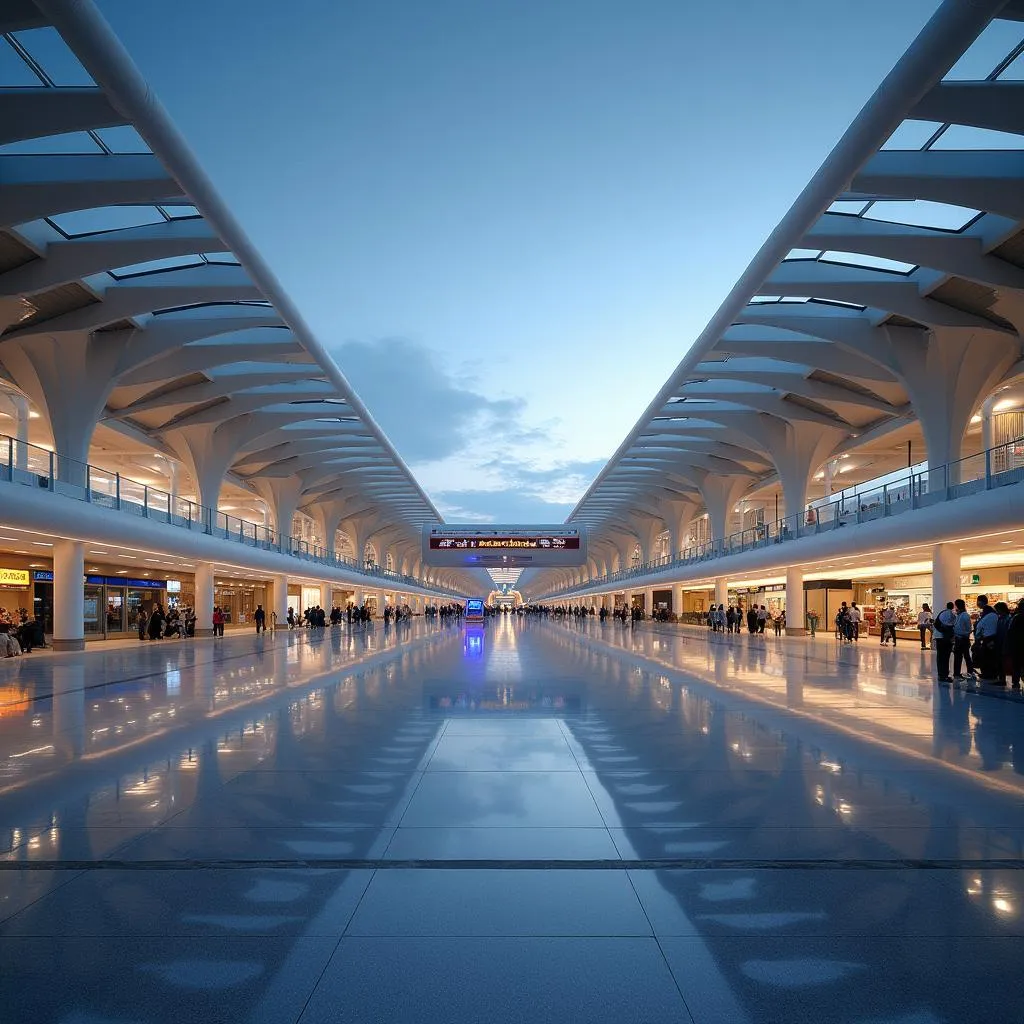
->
[624,868,698,1024]
[0,866,86,929]
[6,857,1022,870]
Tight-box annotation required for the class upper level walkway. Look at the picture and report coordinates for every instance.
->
[0,614,1021,1022]
[545,435,1024,599]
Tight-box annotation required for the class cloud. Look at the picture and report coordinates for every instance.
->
[434,488,577,525]
[434,455,607,523]
[332,337,541,464]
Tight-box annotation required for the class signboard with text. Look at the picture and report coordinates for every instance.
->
[0,568,30,588]
[423,525,587,567]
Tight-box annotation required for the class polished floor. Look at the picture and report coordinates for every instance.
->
[1,616,1022,1022]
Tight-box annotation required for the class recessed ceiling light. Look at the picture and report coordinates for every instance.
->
[28,563,44,568]
[89,550,109,555]
[32,541,53,547]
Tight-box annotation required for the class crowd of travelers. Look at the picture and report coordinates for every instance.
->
[928,594,1024,689]
[0,607,45,655]
[136,604,197,640]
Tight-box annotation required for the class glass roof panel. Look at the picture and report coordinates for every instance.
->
[944,20,1024,80]
[820,250,916,274]
[827,200,869,215]
[11,27,94,86]
[881,119,942,150]
[49,205,167,237]
[0,130,103,155]
[0,36,43,86]
[110,254,206,279]
[95,126,151,154]
[162,204,201,220]
[861,199,981,231]
[203,252,240,265]
[785,248,822,260]
[930,124,1024,150]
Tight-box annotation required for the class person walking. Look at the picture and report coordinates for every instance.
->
[137,607,148,642]
[807,608,818,636]
[147,604,164,641]
[917,603,934,650]
[254,604,266,634]
[212,606,224,637]
[952,598,976,682]
[933,601,956,683]
[880,604,897,646]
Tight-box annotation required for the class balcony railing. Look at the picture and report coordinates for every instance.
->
[0,434,458,597]
[546,436,1024,598]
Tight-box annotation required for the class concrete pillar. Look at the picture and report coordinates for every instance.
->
[714,576,728,608]
[11,392,29,471]
[354,588,364,607]
[932,542,961,610]
[52,539,84,651]
[786,565,806,636]
[194,561,215,636]
[674,584,685,616]
[167,458,180,509]
[271,573,289,628]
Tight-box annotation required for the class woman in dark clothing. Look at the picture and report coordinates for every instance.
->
[1007,599,1024,691]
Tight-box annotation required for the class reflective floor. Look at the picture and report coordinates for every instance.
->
[1,616,1022,1022]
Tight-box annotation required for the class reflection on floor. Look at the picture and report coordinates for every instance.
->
[1,616,1022,1022]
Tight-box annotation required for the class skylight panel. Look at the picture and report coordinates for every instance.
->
[162,205,201,220]
[999,49,1024,79]
[827,200,869,215]
[881,119,942,150]
[49,205,167,237]
[110,255,206,279]
[0,36,43,85]
[0,131,103,155]
[944,20,1024,80]
[95,126,151,154]
[861,199,981,231]
[820,250,915,274]
[785,248,821,260]
[930,124,1024,150]
[203,252,241,265]
[11,27,94,86]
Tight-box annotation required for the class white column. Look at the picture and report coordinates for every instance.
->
[714,576,728,608]
[674,584,685,617]
[982,395,996,454]
[271,573,288,628]
[932,542,961,611]
[786,565,806,636]
[167,458,180,509]
[11,392,29,472]
[354,588,364,607]
[52,539,84,651]
[194,561,215,636]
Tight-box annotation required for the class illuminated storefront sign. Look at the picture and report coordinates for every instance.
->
[0,568,30,587]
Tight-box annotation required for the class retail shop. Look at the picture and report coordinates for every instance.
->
[0,563,33,624]
[211,578,267,627]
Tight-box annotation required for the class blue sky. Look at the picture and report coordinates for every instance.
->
[97,0,942,522]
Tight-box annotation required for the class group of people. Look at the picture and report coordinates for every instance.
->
[0,607,45,656]
[424,603,464,622]
[929,594,1024,688]
[137,604,196,640]
[834,602,865,643]
[706,604,785,635]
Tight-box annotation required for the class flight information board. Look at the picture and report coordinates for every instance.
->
[429,536,581,551]
[423,525,587,567]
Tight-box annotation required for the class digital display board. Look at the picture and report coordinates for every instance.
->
[430,536,580,551]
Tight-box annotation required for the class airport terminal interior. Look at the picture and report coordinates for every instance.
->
[2,0,1024,1020]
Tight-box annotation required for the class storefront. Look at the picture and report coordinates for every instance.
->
[0,565,33,624]
[211,579,267,627]
[82,574,168,638]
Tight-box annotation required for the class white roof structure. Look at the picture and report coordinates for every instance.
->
[0,0,447,570]
[528,0,1024,598]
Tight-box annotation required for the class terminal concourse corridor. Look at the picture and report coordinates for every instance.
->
[1,617,1023,1023]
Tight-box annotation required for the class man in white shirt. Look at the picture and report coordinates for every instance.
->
[952,598,976,681]
[849,603,862,642]
[973,594,999,682]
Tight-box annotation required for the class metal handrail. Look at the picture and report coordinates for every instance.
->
[545,435,1024,598]
[0,433,459,597]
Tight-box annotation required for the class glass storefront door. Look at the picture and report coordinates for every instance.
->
[106,589,126,634]
[83,584,103,636]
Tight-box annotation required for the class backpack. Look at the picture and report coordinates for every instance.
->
[933,610,955,640]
